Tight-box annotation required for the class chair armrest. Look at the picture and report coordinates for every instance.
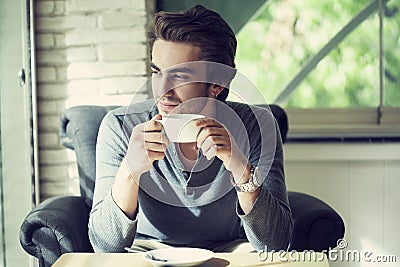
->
[288,191,345,252]
[19,196,93,267]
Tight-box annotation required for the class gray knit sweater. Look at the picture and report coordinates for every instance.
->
[88,100,292,252]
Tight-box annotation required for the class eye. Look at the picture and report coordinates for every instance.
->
[172,73,189,80]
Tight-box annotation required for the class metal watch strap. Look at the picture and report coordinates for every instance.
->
[230,165,259,193]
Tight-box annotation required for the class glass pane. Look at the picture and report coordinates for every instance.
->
[383,0,400,107]
[0,84,4,265]
[235,0,383,108]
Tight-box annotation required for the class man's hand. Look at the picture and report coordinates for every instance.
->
[126,114,169,181]
[195,118,249,182]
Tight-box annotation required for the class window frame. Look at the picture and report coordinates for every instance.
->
[272,0,400,141]
[286,107,400,140]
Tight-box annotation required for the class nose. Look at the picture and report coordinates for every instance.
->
[153,75,179,101]
[152,74,175,98]
[162,87,175,97]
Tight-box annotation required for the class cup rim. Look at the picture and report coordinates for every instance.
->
[164,113,205,120]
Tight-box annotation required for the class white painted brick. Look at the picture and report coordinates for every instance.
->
[64,93,148,108]
[66,0,145,14]
[38,83,68,100]
[97,77,149,95]
[67,80,98,96]
[35,1,55,16]
[37,67,56,82]
[99,11,146,29]
[56,66,68,81]
[38,99,66,115]
[38,100,58,115]
[67,61,146,79]
[68,163,78,179]
[40,179,80,200]
[56,99,67,114]
[53,1,65,16]
[35,1,65,16]
[36,0,150,200]
[36,15,96,33]
[120,77,150,94]
[40,164,69,181]
[127,93,151,104]
[67,150,77,162]
[97,44,147,61]
[98,86,118,95]
[126,93,149,103]
[40,149,75,164]
[54,33,66,48]
[38,115,61,132]
[66,29,146,46]
[39,132,60,149]
[67,47,97,62]
[36,34,54,49]
[129,0,146,10]
[37,50,67,64]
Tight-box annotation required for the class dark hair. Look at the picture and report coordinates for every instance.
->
[148,5,237,101]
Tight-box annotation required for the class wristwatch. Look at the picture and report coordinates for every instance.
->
[231,165,263,193]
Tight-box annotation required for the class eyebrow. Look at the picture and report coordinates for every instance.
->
[150,63,161,72]
[150,62,195,74]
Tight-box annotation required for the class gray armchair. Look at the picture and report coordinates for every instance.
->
[20,104,345,267]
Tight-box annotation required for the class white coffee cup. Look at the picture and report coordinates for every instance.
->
[156,114,205,143]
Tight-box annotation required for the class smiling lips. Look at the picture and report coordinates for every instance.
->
[159,101,179,111]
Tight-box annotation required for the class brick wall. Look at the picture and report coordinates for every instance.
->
[35,0,153,200]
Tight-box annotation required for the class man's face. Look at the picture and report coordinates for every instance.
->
[151,40,212,115]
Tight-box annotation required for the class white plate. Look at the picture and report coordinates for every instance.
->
[143,247,214,267]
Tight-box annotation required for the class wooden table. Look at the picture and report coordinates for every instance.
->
[52,252,330,267]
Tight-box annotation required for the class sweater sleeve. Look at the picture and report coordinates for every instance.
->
[88,112,138,252]
[237,110,293,252]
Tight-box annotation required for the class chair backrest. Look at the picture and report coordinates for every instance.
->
[60,104,288,208]
[60,105,119,208]
[258,104,288,143]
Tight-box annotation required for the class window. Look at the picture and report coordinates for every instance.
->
[233,0,400,140]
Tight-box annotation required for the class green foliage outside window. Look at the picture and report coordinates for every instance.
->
[235,0,400,108]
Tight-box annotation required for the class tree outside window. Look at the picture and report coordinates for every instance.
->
[234,0,400,109]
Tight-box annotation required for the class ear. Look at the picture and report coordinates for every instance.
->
[208,84,225,98]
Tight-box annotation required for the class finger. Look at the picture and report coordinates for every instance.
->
[201,140,215,160]
[146,150,165,162]
[201,136,214,153]
[144,141,167,153]
[201,136,226,152]
[203,137,231,161]
[197,127,226,148]
[143,114,163,132]
[194,118,221,127]
[201,136,225,160]
[162,133,170,147]
[203,143,216,160]
[143,132,169,145]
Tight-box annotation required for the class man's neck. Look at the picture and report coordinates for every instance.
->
[177,142,198,169]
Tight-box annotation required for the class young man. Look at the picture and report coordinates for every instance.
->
[89,5,292,253]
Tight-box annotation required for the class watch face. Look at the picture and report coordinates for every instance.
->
[231,166,263,193]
